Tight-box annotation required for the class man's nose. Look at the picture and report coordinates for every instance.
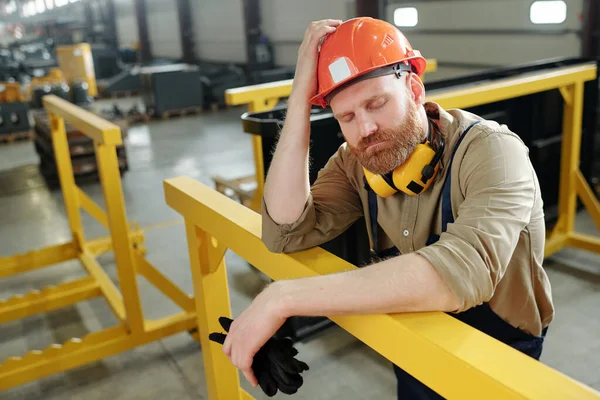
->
[358,117,377,138]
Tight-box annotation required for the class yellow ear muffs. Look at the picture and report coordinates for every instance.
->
[391,141,441,196]
[363,168,398,198]
[363,139,443,198]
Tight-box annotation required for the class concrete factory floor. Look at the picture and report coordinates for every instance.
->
[1,99,599,399]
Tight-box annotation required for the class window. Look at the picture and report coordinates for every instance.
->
[36,0,45,13]
[4,1,17,14]
[22,1,37,17]
[394,7,418,27]
[530,1,567,24]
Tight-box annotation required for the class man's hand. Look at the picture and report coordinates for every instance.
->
[210,315,309,397]
[290,19,343,102]
[222,283,288,386]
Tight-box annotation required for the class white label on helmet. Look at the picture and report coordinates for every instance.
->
[329,58,352,84]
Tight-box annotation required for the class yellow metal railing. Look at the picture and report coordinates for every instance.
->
[0,95,197,390]
[220,59,438,211]
[164,175,600,399]
[428,63,600,258]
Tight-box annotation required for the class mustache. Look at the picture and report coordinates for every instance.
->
[356,129,397,151]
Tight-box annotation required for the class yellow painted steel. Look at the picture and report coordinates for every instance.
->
[44,96,122,145]
[431,63,600,259]
[183,221,242,400]
[79,250,127,322]
[86,230,145,256]
[0,311,197,391]
[94,141,145,334]
[0,242,78,278]
[0,82,26,102]
[0,95,198,391]
[56,43,98,97]
[134,252,195,313]
[164,176,600,399]
[0,276,100,324]
[50,112,86,249]
[222,60,438,211]
[426,64,596,109]
[77,186,109,228]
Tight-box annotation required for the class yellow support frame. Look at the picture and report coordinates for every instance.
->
[426,63,600,258]
[164,176,600,400]
[221,60,438,212]
[0,95,197,391]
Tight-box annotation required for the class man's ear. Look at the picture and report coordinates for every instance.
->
[408,73,426,105]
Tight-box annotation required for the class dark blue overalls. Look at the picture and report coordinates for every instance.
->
[365,122,548,399]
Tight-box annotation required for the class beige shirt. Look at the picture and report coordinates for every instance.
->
[261,102,554,337]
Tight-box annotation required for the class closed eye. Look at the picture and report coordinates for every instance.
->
[368,97,387,110]
[341,114,354,123]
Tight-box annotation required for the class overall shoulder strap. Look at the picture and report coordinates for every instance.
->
[365,179,379,252]
[441,120,482,232]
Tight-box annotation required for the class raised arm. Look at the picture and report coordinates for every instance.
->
[263,19,343,225]
[262,19,365,253]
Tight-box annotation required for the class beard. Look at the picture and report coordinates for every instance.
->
[348,101,425,175]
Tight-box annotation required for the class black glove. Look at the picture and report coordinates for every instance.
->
[209,316,309,397]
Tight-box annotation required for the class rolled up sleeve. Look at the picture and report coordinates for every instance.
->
[261,144,363,253]
[416,131,537,312]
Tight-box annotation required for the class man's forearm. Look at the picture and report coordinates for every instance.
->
[263,95,312,225]
[275,253,460,318]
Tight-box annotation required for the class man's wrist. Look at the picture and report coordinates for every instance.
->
[268,280,297,319]
[287,88,313,111]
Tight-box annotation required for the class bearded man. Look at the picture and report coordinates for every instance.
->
[216,17,554,399]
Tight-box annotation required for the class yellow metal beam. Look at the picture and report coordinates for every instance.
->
[567,233,600,254]
[95,142,145,335]
[559,86,573,106]
[559,81,585,234]
[85,231,145,256]
[545,234,569,259]
[0,277,100,324]
[77,186,109,229]
[43,95,122,145]
[0,311,196,391]
[134,252,195,313]
[50,113,86,249]
[143,311,196,333]
[79,251,126,322]
[225,78,293,107]
[426,63,597,110]
[165,176,600,399]
[0,242,78,279]
[575,169,600,231]
[426,58,438,73]
[184,221,242,400]
[240,390,254,400]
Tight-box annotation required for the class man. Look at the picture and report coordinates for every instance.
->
[220,17,554,399]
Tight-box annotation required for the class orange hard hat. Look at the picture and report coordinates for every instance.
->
[309,17,427,108]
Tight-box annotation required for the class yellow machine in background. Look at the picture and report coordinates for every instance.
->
[0,82,26,103]
[56,43,98,97]
[30,68,65,88]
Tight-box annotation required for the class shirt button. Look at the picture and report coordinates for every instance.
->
[403,230,409,237]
